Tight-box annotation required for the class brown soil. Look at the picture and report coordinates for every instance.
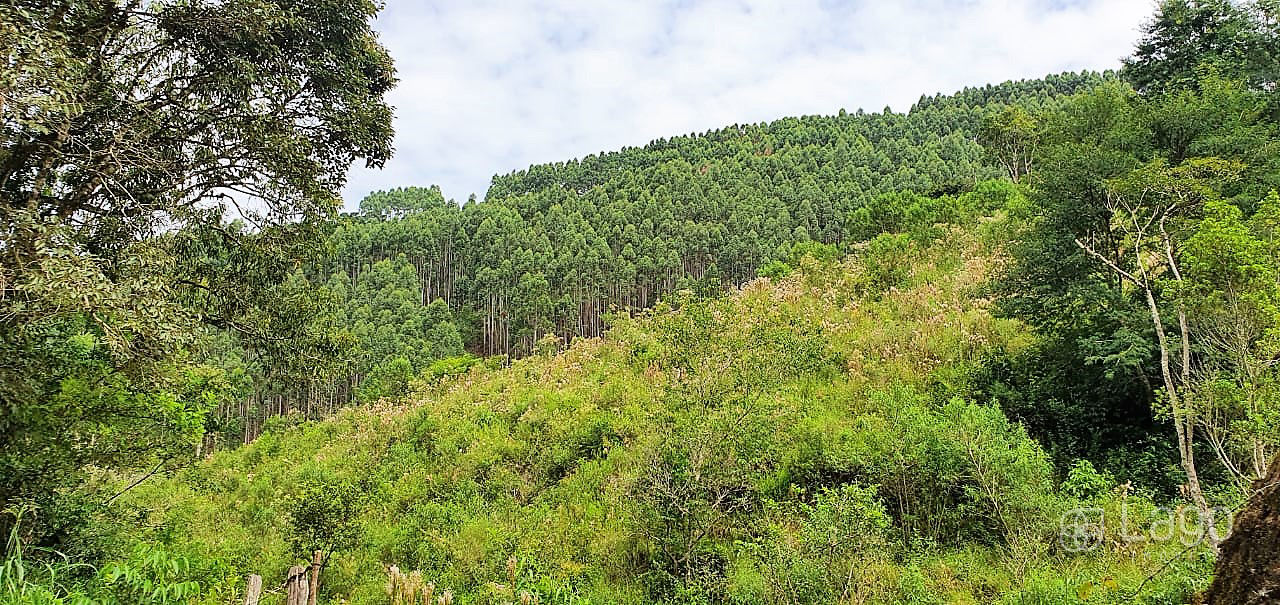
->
[1203,455,1280,604]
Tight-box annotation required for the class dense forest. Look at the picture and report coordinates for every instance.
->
[214,71,1102,444]
[2,0,1280,603]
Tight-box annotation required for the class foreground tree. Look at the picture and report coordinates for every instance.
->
[1074,157,1242,520]
[0,0,395,547]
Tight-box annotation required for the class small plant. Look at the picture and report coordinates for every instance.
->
[386,566,436,605]
[0,507,93,605]
[95,545,204,604]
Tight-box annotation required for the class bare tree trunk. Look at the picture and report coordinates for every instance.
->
[1143,286,1209,520]
[308,550,322,605]
[1077,237,1211,523]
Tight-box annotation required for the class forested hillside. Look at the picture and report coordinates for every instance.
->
[209,72,1105,445]
[4,0,1280,604]
[107,216,1218,603]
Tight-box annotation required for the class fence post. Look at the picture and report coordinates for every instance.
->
[242,574,262,605]
[285,565,310,605]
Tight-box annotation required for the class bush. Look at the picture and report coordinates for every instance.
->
[357,356,415,402]
[864,233,915,290]
[748,484,892,604]
[421,354,482,382]
[1,508,231,605]
[1060,460,1114,502]
[756,241,841,280]
[285,474,367,561]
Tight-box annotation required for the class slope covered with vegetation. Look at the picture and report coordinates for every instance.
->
[4,0,1280,603]
[201,72,1106,446]
[107,208,1213,604]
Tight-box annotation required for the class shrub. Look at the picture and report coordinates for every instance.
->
[864,233,915,291]
[422,354,482,383]
[285,474,367,562]
[748,484,892,604]
[1060,460,1114,502]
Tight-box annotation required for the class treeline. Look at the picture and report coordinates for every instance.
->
[201,73,1105,444]
[349,72,1104,356]
[978,0,1280,504]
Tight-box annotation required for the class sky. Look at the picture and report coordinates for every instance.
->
[340,0,1154,208]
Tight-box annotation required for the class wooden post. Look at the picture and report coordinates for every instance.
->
[285,565,309,605]
[242,574,262,605]
[308,550,322,605]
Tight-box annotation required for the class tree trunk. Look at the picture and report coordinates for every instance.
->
[308,550,322,605]
[1141,286,1211,522]
[1202,454,1280,604]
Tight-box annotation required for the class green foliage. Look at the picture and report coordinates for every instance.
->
[746,484,891,604]
[85,227,1212,603]
[358,357,417,403]
[1124,0,1279,93]
[0,0,395,549]
[187,72,1103,465]
[313,74,1103,367]
[756,241,841,279]
[979,105,1039,183]
[1,508,229,605]
[10,1,1278,602]
[422,354,484,382]
[1060,460,1115,502]
[864,233,916,291]
[93,546,211,605]
[285,475,367,560]
[1180,193,1280,487]
[755,259,793,280]
[1,509,93,605]
[984,63,1280,489]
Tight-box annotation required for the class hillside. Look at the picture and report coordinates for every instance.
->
[5,2,1280,604]
[210,72,1108,445]
[113,211,1210,604]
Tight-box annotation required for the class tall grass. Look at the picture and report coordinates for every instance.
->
[0,508,93,605]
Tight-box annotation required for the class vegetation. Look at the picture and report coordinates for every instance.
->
[84,220,1219,603]
[202,73,1105,446]
[2,0,1279,602]
[0,0,394,552]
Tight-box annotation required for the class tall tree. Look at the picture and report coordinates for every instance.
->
[1124,0,1276,93]
[0,0,395,546]
[1075,157,1243,520]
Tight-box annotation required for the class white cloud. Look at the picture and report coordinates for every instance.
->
[341,0,1153,207]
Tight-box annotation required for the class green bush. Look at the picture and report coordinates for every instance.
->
[422,354,483,382]
[747,484,891,604]
[864,233,915,291]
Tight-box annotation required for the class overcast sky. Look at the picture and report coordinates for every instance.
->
[340,0,1154,207]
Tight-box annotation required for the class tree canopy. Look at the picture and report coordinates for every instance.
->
[0,0,395,546]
